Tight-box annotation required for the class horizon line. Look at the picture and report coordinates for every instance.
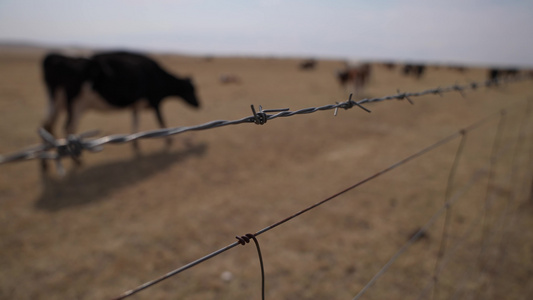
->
[0,38,531,69]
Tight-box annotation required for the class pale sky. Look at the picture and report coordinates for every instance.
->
[0,0,532,67]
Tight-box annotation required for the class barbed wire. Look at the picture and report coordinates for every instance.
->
[0,74,530,172]
[111,102,517,300]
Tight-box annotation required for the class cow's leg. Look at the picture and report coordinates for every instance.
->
[63,97,86,169]
[41,88,63,173]
[64,86,91,136]
[42,92,61,136]
[65,102,80,135]
[131,108,140,152]
[154,106,172,148]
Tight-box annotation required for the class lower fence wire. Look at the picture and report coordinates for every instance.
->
[439,102,531,300]
[476,110,507,265]
[448,175,522,300]
[353,103,532,300]
[417,200,486,300]
[430,130,468,300]
[472,99,533,300]
[419,155,520,300]
[111,127,465,300]
[352,164,491,300]
[470,110,509,300]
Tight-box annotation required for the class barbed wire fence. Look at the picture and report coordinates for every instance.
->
[0,75,528,170]
[1,74,532,299]
[114,92,532,300]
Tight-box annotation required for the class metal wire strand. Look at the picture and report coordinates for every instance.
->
[0,74,530,166]
[430,130,468,300]
[110,106,504,300]
[351,166,490,300]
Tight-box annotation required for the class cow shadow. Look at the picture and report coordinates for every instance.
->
[34,142,208,211]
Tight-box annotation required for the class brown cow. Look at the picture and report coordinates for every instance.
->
[337,62,371,97]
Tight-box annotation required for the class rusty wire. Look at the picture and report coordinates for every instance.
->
[0,74,530,169]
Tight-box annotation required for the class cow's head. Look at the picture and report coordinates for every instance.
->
[177,77,200,109]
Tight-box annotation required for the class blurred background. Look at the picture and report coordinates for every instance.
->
[0,1,532,300]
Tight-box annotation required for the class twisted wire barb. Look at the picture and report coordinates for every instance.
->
[0,74,530,167]
[236,234,265,300]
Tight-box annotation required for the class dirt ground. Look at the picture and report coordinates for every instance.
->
[0,47,532,300]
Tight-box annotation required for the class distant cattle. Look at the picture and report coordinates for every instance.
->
[337,62,371,97]
[382,62,396,70]
[488,67,520,85]
[299,59,317,70]
[402,64,426,79]
[41,51,200,170]
[449,65,467,73]
[219,73,241,84]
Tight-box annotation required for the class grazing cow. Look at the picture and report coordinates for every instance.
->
[219,73,241,84]
[382,62,396,71]
[449,65,467,73]
[41,51,200,169]
[402,64,425,79]
[488,68,500,83]
[299,59,317,70]
[337,62,371,97]
[42,53,93,136]
[488,67,520,85]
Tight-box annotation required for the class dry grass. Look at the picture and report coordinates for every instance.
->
[0,48,532,300]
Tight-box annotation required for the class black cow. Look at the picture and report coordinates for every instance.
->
[299,59,317,70]
[41,51,200,169]
[42,53,92,135]
[402,64,425,79]
[488,67,519,85]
